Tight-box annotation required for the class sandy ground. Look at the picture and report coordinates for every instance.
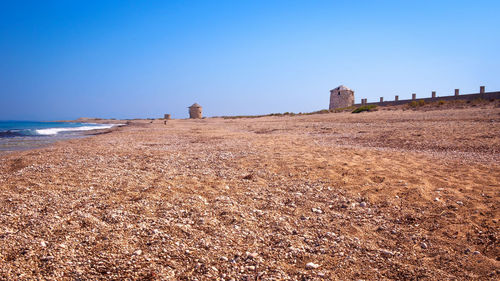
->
[0,106,499,280]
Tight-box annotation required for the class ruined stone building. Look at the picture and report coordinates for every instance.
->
[329,85,354,110]
[188,103,202,119]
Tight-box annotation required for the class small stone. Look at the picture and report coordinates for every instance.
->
[359,202,367,207]
[464,248,471,255]
[246,252,258,259]
[380,249,393,256]
[312,208,323,214]
[246,265,255,271]
[255,210,264,216]
[41,256,54,262]
[306,262,320,269]
[220,256,229,262]
[133,249,142,255]
[420,242,428,249]
[40,241,47,247]
[434,197,440,202]
[456,201,463,206]
[472,251,480,255]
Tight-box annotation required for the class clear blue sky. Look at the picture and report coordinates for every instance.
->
[1,0,499,120]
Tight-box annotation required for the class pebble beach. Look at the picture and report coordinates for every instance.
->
[0,105,499,280]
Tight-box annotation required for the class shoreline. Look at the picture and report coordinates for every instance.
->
[0,122,126,155]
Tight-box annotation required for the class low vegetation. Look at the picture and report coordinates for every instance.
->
[221,97,497,119]
[334,106,356,113]
[222,109,332,119]
[408,100,426,108]
[352,105,377,113]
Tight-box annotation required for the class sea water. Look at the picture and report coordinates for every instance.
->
[0,121,119,152]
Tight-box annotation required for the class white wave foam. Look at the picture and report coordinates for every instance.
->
[35,124,118,135]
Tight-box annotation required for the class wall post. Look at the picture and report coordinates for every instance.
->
[455,89,459,96]
[395,95,399,101]
[432,91,436,98]
[380,97,383,103]
[480,86,485,94]
[412,93,416,100]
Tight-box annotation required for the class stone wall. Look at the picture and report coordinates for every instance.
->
[356,89,500,107]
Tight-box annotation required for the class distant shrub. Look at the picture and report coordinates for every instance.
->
[302,109,332,115]
[352,105,377,113]
[438,100,446,105]
[316,109,330,114]
[472,98,487,104]
[408,100,425,108]
[334,106,356,113]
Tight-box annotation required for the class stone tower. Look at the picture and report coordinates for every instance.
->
[188,103,202,119]
[329,85,354,110]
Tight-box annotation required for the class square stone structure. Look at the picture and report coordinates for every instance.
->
[329,85,354,110]
[188,103,202,119]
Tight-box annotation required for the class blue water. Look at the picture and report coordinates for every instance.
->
[0,121,119,152]
[0,121,115,137]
